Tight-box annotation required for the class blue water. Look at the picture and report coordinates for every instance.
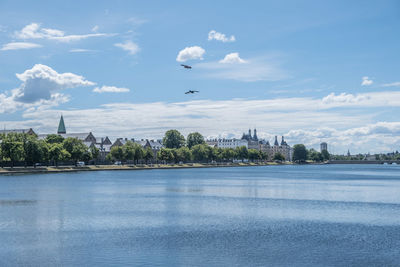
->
[0,165,399,266]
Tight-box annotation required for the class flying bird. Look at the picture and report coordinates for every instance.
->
[180,64,192,69]
[185,90,199,94]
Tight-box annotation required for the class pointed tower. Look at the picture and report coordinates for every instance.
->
[274,136,279,146]
[281,136,287,146]
[57,115,66,134]
[253,128,258,141]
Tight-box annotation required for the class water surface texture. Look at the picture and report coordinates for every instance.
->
[0,165,399,266]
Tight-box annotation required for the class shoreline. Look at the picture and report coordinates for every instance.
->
[0,160,397,175]
[0,162,287,175]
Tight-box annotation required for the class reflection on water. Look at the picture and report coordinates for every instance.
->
[0,200,37,206]
[0,164,399,266]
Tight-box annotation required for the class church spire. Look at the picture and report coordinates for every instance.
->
[253,128,258,141]
[57,115,66,134]
[274,136,279,146]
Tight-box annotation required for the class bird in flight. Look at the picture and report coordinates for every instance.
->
[185,90,199,94]
[180,64,192,69]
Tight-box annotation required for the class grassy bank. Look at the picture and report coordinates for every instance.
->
[0,162,288,175]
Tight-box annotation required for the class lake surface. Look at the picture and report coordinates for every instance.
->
[0,164,399,266]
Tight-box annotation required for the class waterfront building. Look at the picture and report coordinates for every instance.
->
[0,128,36,135]
[135,139,164,157]
[320,142,328,152]
[241,128,259,149]
[205,139,218,148]
[270,136,292,161]
[39,115,97,145]
[217,138,248,149]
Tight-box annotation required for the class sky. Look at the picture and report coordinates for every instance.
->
[0,0,400,154]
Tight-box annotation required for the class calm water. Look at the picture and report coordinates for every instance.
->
[0,165,399,266]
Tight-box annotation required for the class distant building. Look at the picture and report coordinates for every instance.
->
[270,136,292,161]
[39,115,97,146]
[218,138,248,149]
[241,128,259,149]
[135,139,164,157]
[0,128,36,135]
[320,142,328,152]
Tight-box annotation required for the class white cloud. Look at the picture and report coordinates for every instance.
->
[196,56,286,82]
[0,64,94,112]
[208,30,235,42]
[382,82,400,87]
[320,91,400,108]
[14,23,113,42]
[127,17,148,25]
[0,42,42,51]
[69,48,96,53]
[219,52,247,64]
[322,92,370,105]
[114,40,140,55]
[93,86,130,93]
[361,76,373,86]
[176,46,205,62]
[14,64,95,103]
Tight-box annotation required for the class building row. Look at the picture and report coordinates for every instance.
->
[1,118,293,161]
[206,129,293,161]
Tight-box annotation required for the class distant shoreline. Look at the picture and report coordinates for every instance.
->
[0,162,287,175]
[0,160,397,175]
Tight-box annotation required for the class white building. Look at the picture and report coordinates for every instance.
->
[212,138,248,149]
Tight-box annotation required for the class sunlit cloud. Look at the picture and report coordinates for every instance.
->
[208,30,235,42]
[176,46,205,62]
[1,42,42,51]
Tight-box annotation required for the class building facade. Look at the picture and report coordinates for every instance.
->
[320,142,328,152]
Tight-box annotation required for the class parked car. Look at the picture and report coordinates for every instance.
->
[77,161,85,167]
[114,161,122,165]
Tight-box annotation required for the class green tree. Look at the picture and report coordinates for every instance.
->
[186,132,205,149]
[191,144,209,162]
[45,134,64,144]
[49,143,70,167]
[235,146,248,161]
[293,144,307,162]
[222,148,235,161]
[144,147,154,163]
[321,149,330,161]
[308,149,323,162]
[273,152,285,161]
[157,148,175,163]
[1,133,25,167]
[162,130,185,149]
[260,151,269,161]
[24,135,42,166]
[90,145,100,162]
[212,147,224,162]
[248,149,261,162]
[176,147,192,162]
[134,144,144,163]
[110,146,125,162]
[38,140,49,165]
[62,138,88,165]
[123,141,136,161]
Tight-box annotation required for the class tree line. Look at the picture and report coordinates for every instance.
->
[108,130,278,163]
[1,129,332,167]
[292,144,330,162]
[0,133,99,167]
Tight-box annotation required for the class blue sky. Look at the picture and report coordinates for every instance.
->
[1,0,400,154]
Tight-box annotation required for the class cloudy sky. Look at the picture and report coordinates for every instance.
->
[0,0,400,154]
